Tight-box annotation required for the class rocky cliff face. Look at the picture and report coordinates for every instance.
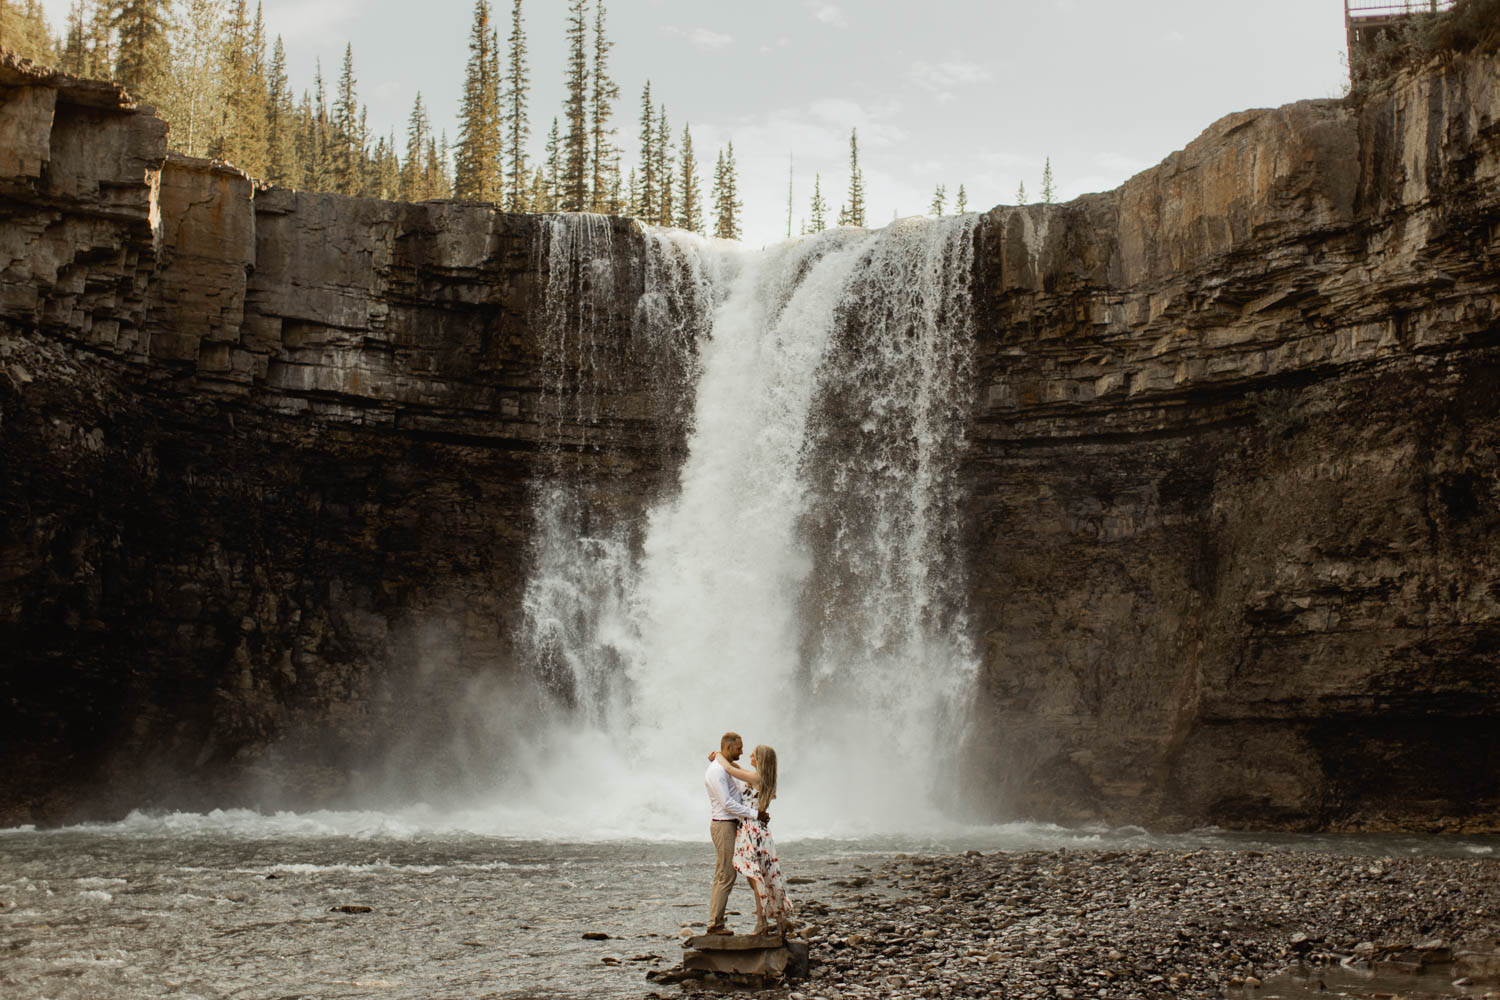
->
[2,46,1497,830]
[966,53,1500,831]
[0,51,694,822]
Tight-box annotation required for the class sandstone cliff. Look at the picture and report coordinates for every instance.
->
[2,46,1497,830]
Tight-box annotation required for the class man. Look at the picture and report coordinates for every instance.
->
[704,730,770,935]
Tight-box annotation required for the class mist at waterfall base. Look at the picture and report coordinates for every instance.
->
[472,214,986,842]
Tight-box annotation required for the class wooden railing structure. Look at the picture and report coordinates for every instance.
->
[1345,0,1457,60]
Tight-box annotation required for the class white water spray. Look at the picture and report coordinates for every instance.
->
[507,215,981,840]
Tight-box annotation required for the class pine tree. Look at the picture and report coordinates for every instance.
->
[711,142,741,240]
[635,82,655,222]
[845,128,866,227]
[559,0,589,211]
[88,1,114,77]
[529,164,548,211]
[654,103,674,227]
[808,173,828,231]
[264,35,296,186]
[955,183,968,214]
[111,0,172,101]
[402,93,430,200]
[543,117,561,208]
[1016,180,1026,205]
[1041,157,1055,204]
[677,123,702,234]
[929,183,946,216]
[62,1,90,75]
[437,130,454,197]
[161,0,226,157]
[328,44,361,194]
[309,62,331,189]
[503,0,530,212]
[212,0,268,178]
[587,0,618,212]
[455,0,503,202]
[2,1,55,64]
[374,131,399,200]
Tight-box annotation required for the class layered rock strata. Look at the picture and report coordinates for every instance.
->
[0,50,690,822]
[2,46,1498,830]
[966,52,1500,831]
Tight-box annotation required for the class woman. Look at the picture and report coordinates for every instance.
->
[710,744,794,937]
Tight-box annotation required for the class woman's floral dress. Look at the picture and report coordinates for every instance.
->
[732,789,794,923]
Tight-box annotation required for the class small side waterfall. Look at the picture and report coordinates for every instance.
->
[510,215,981,838]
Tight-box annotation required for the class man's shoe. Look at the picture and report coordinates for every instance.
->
[706,925,732,936]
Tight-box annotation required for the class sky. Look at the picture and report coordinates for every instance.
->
[36,0,1353,246]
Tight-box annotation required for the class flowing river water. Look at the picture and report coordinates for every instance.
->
[2,813,1496,1000]
[3,217,1498,997]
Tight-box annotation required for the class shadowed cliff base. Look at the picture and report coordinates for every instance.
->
[1,44,1499,831]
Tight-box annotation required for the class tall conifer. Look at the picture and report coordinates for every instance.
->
[504,0,530,211]
[677,124,702,234]
[213,0,268,178]
[809,173,828,231]
[1041,156,1055,203]
[111,0,171,101]
[955,183,968,213]
[455,0,503,202]
[557,0,589,210]
[1,1,55,63]
[654,103,673,227]
[62,2,90,75]
[587,0,618,212]
[543,117,561,208]
[635,82,655,222]
[330,44,361,194]
[264,35,296,185]
[711,142,741,240]
[310,62,331,190]
[402,93,430,200]
[1016,180,1026,205]
[84,1,115,78]
[929,183,945,216]
[161,0,225,157]
[845,128,866,227]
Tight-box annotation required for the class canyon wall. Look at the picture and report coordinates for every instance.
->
[0,52,694,823]
[966,52,1500,831]
[2,47,1497,829]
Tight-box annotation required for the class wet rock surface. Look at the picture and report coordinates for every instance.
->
[662,849,1500,1000]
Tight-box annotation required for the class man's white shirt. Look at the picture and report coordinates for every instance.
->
[705,758,758,822]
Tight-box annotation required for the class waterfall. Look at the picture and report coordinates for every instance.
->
[508,215,980,839]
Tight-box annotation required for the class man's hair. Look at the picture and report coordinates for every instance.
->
[720,731,742,751]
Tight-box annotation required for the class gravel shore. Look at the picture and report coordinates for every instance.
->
[663,847,1500,1000]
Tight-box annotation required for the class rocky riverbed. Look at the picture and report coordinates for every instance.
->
[663,848,1500,1000]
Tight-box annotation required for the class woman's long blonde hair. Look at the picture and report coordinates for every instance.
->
[752,745,777,812]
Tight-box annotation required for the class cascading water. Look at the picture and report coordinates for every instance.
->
[510,214,981,839]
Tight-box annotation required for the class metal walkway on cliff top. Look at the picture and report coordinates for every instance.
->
[1345,1,1456,68]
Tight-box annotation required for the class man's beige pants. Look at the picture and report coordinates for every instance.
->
[708,819,738,929]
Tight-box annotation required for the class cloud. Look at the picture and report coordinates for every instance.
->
[664,25,734,50]
[809,3,848,27]
[1163,30,1186,44]
[907,58,993,104]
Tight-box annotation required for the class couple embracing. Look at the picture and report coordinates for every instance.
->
[703,731,794,938]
